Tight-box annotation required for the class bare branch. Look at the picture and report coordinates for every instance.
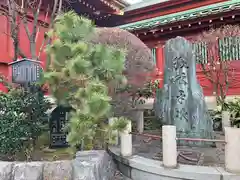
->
[38,0,62,59]
[6,0,22,60]
[4,0,66,61]
[50,0,59,29]
[22,13,31,39]
[58,0,63,14]
[196,25,240,109]
[32,0,42,38]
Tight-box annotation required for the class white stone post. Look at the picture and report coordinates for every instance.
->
[222,111,231,130]
[109,118,119,146]
[120,120,132,157]
[206,95,217,110]
[162,125,177,168]
[225,127,240,173]
[136,110,144,133]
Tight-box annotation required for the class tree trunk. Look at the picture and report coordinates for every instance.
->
[30,40,37,60]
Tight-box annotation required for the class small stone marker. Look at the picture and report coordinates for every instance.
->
[154,36,213,146]
[49,106,73,148]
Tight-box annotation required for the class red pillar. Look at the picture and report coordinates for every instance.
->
[156,46,164,88]
[156,46,164,73]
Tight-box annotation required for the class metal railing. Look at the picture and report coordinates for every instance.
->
[114,119,240,173]
[129,131,226,143]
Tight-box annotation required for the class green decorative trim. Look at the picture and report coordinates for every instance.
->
[118,0,240,31]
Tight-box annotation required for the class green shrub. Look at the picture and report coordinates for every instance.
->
[212,98,240,129]
[228,99,240,128]
[0,85,51,159]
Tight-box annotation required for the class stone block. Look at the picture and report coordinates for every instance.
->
[43,161,72,180]
[0,161,13,180]
[73,151,115,180]
[225,127,240,173]
[13,162,43,180]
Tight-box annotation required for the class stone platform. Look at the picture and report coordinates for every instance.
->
[108,130,240,180]
[131,130,225,167]
[108,146,239,180]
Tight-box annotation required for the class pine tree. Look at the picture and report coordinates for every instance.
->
[44,11,128,151]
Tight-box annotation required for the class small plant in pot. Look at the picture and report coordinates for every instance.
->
[228,98,240,128]
[212,98,240,131]
[210,106,222,131]
[221,101,231,129]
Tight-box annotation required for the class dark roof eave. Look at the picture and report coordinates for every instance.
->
[124,0,169,12]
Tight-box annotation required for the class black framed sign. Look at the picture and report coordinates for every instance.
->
[49,106,73,148]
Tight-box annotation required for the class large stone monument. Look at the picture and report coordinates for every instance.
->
[154,37,213,146]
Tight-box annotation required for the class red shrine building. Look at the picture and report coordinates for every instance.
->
[117,0,240,96]
[0,0,240,96]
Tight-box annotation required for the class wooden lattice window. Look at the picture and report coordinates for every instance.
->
[192,42,208,64]
[151,48,156,65]
[219,37,240,61]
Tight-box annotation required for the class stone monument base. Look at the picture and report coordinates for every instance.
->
[177,131,215,147]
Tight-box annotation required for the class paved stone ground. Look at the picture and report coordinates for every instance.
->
[113,171,126,180]
[113,170,132,180]
[131,130,225,167]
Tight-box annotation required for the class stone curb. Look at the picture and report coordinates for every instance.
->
[108,146,240,180]
[0,150,115,180]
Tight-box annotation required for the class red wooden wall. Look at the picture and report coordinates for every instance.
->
[0,12,48,92]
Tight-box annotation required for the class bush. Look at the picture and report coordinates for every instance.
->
[228,99,240,128]
[211,98,240,129]
[44,12,128,151]
[91,28,155,120]
[0,85,51,160]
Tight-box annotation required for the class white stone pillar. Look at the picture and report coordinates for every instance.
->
[136,110,144,133]
[162,125,177,168]
[222,111,231,129]
[225,127,240,173]
[120,120,132,157]
[109,118,119,146]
